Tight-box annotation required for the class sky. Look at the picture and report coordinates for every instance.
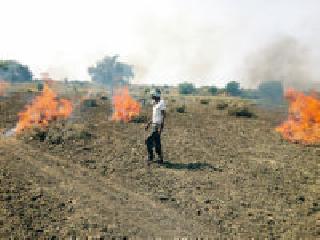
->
[1,0,320,87]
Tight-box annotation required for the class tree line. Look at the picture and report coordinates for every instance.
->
[178,81,284,104]
[0,56,134,87]
[0,56,284,104]
[0,60,33,83]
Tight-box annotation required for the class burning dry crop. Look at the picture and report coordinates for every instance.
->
[112,87,140,122]
[276,88,320,144]
[14,84,73,133]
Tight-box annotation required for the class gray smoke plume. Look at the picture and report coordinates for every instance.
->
[245,36,318,91]
[128,16,226,86]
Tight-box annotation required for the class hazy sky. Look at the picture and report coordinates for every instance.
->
[1,0,319,87]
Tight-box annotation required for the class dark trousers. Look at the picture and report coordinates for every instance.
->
[145,127,162,161]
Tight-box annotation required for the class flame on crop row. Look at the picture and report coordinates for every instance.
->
[112,87,140,122]
[15,84,73,133]
[276,88,320,144]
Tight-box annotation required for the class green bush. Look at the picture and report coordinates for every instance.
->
[208,86,218,95]
[144,88,150,94]
[178,82,195,95]
[225,81,241,96]
[0,60,33,82]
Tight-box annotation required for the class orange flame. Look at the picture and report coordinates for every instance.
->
[15,84,73,133]
[0,80,9,96]
[276,88,320,144]
[112,87,140,122]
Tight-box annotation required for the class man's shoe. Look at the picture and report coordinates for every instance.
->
[157,155,164,164]
[157,153,164,164]
[146,156,153,166]
[157,160,164,164]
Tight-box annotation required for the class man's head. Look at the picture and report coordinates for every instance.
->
[150,88,161,102]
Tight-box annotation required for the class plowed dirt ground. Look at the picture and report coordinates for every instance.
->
[0,91,319,239]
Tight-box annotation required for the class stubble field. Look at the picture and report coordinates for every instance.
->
[0,86,319,239]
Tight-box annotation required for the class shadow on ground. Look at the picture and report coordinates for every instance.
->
[162,161,222,171]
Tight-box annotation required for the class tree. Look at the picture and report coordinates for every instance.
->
[88,55,134,87]
[178,82,195,95]
[144,88,150,94]
[258,80,284,104]
[208,86,218,95]
[225,81,241,96]
[0,60,33,82]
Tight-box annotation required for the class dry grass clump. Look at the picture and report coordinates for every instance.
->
[19,121,93,145]
[216,101,228,110]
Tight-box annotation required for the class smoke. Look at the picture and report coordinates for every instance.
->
[2,0,320,87]
[244,36,318,90]
[128,16,228,86]
[125,1,320,87]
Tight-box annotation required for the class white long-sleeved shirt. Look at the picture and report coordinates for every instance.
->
[152,99,166,124]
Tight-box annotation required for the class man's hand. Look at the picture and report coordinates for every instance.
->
[145,121,151,131]
[159,123,164,135]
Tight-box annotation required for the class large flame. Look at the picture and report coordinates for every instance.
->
[112,87,140,122]
[0,80,9,96]
[276,88,320,144]
[15,84,73,133]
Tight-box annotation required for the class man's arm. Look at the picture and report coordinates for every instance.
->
[145,120,152,130]
[160,110,166,132]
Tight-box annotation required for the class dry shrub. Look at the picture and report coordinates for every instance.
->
[200,99,210,105]
[20,121,93,145]
[130,115,148,123]
[228,106,255,118]
[82,99,98,108]
[176,105,186,113]
[100,96,108,100]
[216,101,228,110]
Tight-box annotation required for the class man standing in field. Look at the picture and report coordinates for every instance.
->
[145,88,166,165]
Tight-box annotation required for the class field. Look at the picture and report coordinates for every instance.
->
[0,84,319,239]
